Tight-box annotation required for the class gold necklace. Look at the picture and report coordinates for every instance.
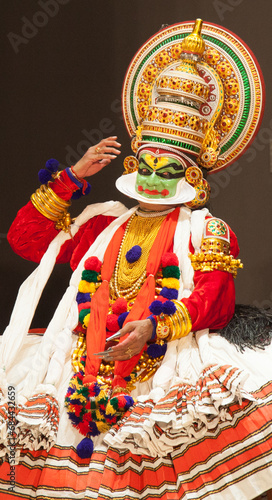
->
[110,213,167,300]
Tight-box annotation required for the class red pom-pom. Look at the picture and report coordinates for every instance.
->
[161,252,179,268]
[78,302,91,312]
[112,298,128,315]
[84,256,102,272]
[78,420,91,436]
[106,314,119,332]
[74,404,83,417]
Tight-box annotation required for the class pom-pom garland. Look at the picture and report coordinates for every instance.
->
[126,245,142,263]
[149,252,181,339]
[68,251,183,456]
[65,356,136,453]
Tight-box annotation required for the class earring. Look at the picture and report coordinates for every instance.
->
[185,166,211,209]
[123,156,139,174]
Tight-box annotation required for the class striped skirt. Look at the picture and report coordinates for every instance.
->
[1,333,272,499]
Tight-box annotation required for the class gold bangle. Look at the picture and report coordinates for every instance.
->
[41,184,70,209]
[35,189,65,216]
[173,300,192,338]
[30,185,72,232]
[31,193,61,221]
[46,184,71,208]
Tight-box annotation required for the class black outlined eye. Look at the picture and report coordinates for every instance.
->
[139,166,152,175]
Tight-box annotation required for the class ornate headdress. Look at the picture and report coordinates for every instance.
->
[116,19,265,206]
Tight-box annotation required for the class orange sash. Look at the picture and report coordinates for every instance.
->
[84,208,180,386]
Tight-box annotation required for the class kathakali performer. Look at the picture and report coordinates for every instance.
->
[1,18,272,500]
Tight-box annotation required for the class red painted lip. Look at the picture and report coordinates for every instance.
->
[138,186,169,196]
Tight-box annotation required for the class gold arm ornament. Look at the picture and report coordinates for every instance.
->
[190,252,243,277]
[31,182,72,232]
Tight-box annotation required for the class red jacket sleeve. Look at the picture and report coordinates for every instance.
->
[7,170,115,269]
[181,224,240,331]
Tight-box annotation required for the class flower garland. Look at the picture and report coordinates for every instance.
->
[65,251,181,458]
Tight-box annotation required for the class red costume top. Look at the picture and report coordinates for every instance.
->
[8,170,239,333]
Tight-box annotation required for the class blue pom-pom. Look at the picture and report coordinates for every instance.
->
[162,301,176,315]
[147,343,167,358]
[118,311,129,328]
[71,183,91,200]
[77,437,93,459]
[126,245,142,263]
[76,292,91,304]
[46,158,59,172]
[149,300,163,315]
[38,169,52,184]
[71,190,82,200]
[84,184,91,196]
[67,412,81,426]
[160,288,179,300]
[88,421,100,437]
[123,395,135,410]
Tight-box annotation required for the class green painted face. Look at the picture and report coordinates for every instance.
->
[135,153,185,199]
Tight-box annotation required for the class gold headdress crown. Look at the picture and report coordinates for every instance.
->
[122,19,265,173]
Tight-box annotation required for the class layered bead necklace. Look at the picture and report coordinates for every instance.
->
[110,207,174,300]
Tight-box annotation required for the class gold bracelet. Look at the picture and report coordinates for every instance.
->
[172,300,192,339]
[45,184,71,208]
[156,301,192,342]
[34,189,64,216]
[31,192,61,221]
[31,184,72,232]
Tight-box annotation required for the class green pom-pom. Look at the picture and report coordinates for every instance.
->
[79,308,90,324]
[81,270,99,283]
[162,265,181,279]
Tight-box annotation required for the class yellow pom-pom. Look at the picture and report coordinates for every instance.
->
[161,278,180,290]
[105,402,115,415]
[96,421,110,433]
[78,281,96,294]
[83,313,90,328]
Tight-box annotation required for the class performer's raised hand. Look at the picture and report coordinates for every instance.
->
[72,136,121,179]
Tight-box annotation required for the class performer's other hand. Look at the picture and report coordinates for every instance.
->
[104,319,154,361]
[72,136,121,178]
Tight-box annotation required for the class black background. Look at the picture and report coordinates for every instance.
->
[1,0,272,333]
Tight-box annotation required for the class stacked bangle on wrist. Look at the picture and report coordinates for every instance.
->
[156,301,192,342]
[31,182,72,232]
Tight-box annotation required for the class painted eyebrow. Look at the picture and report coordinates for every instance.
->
[156,162,184,172]
[138,158,153,169]
[139,158,184,171]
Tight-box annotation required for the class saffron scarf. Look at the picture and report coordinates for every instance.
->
[84,207,180,387]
